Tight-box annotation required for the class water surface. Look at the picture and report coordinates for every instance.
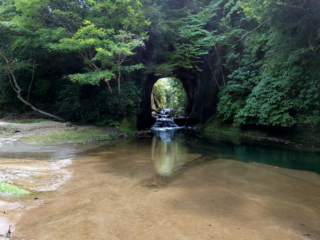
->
[9,131,320,240]
[95,133,320,177]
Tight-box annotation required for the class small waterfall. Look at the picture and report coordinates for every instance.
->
[152,118,178,128]
[151,108,181,140]
[151,108,185,177]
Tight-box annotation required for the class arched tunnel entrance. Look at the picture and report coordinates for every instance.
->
[137,69,199,130]
[137,65,222,130]
[150,77,190,121]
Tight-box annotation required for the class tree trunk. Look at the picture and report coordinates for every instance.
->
[118,71,121,96]
[106,80,113,93]
[0,51,64,122]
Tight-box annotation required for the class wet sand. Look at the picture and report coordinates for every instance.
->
[7,140,320,240]
[0,158,73,192]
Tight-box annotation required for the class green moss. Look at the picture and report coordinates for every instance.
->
[203,114,241,134]
[118,118,137,136]
[202,115,320,144]
[5,119,44,124]
[201,114,273,140]
[0,183,30,196]
[0,124,19,135]
[21,127,115,145]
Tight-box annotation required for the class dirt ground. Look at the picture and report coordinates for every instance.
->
[0,121,67,131]
[0,121,124,147]
[2,141,319,240]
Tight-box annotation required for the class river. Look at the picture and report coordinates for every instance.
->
[1,122,320,239]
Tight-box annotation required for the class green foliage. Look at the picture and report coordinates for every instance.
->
[1,0,320,129]
[0,0,147,122]
[153,79,167,108]
[118,117,137,135]
[172,1,223,69]
[154,63,177,77]
[218,48,264,122]
[166,78,186,108]
[95,118,120,129]
[238,0,277,20]
[0,181,30,196]
[34,79,50,96]
[57,81,141,123]
[49,21,146,85]
[217,0,320,127]
[152,77,186,109]
[0,123,19,134]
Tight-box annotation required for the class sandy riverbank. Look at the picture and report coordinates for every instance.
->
[3,140,319,240]
[0,121,124,145]
[0,120,126,239]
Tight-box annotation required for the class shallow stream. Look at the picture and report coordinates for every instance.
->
[85,132,320,178]
[1,127,320,239]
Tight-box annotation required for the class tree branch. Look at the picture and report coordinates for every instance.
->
[285,0,309,10]
[8,75,18,93]
[308,23,320,51]
[0,50,64,121]
[221,67,226,86]
[203,56,221,90]
[27,61,36,102]
[118,70,121,96]
[234,20,269,44]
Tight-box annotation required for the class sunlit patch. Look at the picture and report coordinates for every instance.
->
[0,158,73,194]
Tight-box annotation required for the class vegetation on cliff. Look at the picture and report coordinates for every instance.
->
[152,78,185,109]
[0,0,319,128]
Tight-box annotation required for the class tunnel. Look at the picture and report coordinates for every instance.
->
[137,64,222,130]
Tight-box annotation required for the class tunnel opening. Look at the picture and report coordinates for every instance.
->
[151,78,187,125]
[137,69,202,130]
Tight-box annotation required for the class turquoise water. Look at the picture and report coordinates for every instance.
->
[184,135,320,175]
[149,132,320,175]
[84,132,320,177]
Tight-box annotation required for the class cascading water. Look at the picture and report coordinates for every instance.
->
[151,108,181,140]
[151,108,183,177]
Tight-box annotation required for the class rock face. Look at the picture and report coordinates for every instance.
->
[136,7,223,130]
[137,65,222,130]
[135,130,153,138]
[152,118,179,128]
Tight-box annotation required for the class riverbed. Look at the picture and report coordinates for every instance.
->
[1,134,320,239]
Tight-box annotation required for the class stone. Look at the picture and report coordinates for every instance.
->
[65,122,73,127]
[135,130,153,139]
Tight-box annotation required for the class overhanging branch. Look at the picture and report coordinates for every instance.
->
[234,20,269,44]
[0,50,64,121]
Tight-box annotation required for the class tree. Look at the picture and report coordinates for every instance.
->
[218,0,320,126]
[0,49,64,121]
[49,21,146,96]
[0,0,148,123]
[0,0,319,127]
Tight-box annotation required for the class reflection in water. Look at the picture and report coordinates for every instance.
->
[151,108,186,177]
[152,129,177,140]
[152,136,173,177]
[10,131,320,240]
[150,106,319,178]
[151,133,185,177]
[150,131,320,177]
[202,139,320,174]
